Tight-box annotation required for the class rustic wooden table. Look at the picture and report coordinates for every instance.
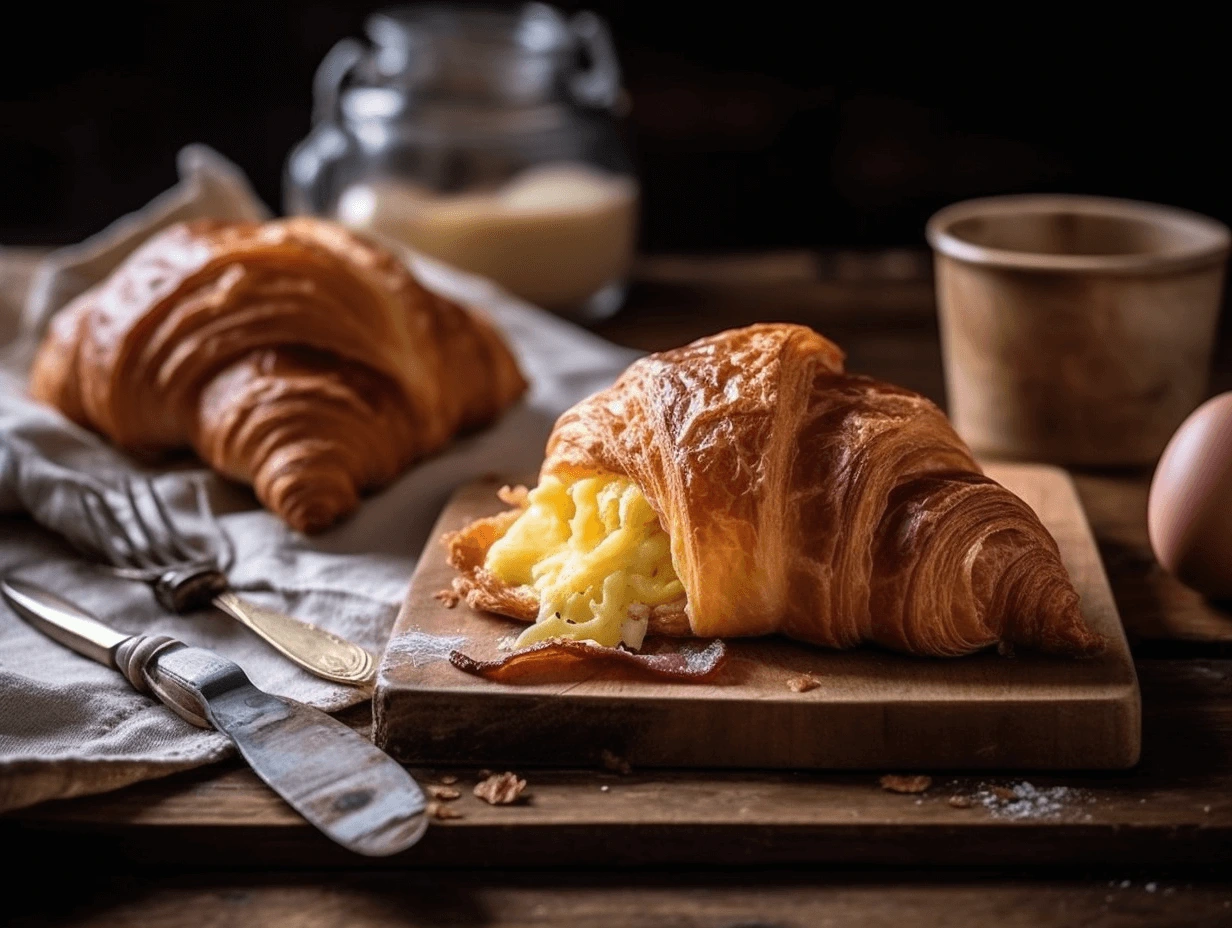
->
[3,248,1232,927]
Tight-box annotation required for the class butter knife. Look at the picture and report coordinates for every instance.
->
[1,577,427,857]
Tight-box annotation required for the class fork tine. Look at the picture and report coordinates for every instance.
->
[79,484,153,570]
[126,478,195,564]
[77,485,122,567]
[145,477,215,564]
[192,478,234,571]
[123,478,175,564]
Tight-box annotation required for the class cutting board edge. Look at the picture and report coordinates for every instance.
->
[374,679,1142,770]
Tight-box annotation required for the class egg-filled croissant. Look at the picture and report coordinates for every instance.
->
[29,217,526,532]
[447,324,1104,658]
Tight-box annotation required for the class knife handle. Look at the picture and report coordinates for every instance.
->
[114,635,237,729]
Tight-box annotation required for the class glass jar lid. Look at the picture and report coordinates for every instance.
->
[338,3,620,111]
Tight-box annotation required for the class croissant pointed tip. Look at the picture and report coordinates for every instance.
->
[1004,590,1107,657]
[284,507,343,534]
[257,463,359,535]
[1041,613,1108,658]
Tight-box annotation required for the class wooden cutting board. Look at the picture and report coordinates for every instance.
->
[374,462,1140,770]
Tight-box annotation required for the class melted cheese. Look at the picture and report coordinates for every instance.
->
[484,474,683,649]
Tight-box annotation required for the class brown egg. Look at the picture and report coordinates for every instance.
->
[1147,392,1232,599]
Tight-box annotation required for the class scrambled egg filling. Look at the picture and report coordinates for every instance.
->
[484,474,683,650]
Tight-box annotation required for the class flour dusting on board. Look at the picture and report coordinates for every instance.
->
[387,631,468,667]
[674,639,726,673]
[972,781,1093,821]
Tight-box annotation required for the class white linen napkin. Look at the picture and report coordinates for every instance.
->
[0,145,638,812]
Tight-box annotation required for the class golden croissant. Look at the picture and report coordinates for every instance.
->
[447,324,1104,658]
[29,217,526,532]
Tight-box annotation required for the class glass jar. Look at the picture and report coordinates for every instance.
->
[285,3,637,322]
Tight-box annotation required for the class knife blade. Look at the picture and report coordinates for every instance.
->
[2,576,427,856]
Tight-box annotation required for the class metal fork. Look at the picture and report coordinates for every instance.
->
[74,477,377,687]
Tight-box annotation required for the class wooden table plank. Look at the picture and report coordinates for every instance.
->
[9,659,1229,868]
[8,870,1232,928]
[4,246,1232,928]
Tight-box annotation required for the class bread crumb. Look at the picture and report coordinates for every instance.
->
[440,775,458,785]
[428,801,463,820]
[601,749,632,775]
[991,785,1017,802]
[600,785,610,792]
[948,795,973,808]
[433,588,461,608]
[786,673,821,693]
[427,785,461,801]
[880,774,932,794]
[474,771,527,805]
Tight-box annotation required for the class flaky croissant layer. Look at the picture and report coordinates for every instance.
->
[29,218,526,531]
[449,324,1104,658]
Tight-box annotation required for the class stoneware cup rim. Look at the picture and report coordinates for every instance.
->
[926,194,1231,275]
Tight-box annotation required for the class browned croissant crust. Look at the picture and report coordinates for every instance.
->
[29,217,526,532]
[448,324,1104,657]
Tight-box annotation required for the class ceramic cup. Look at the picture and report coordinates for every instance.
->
[927,195,1230,466]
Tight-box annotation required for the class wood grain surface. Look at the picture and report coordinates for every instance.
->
[9,869,1232,928]
[375,462,1139,771]
[11,659,1229,871]
[4,246,1231,924]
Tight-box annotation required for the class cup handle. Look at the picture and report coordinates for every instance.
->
[568,11,622,111]
[312,38,366,126]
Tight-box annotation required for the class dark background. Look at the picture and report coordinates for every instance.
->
[1,2,1226,251]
